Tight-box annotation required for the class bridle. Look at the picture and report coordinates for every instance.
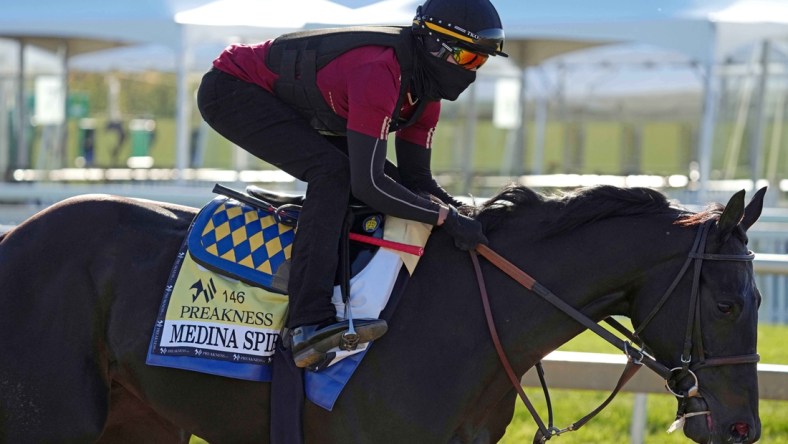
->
[469,219,759,442]
[634,220,759,419]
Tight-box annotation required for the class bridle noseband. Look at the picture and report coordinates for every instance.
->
[470,219,758,442]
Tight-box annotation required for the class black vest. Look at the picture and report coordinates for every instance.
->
[266,26,427,136]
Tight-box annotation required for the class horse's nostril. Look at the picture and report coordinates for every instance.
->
[731,422,749,440]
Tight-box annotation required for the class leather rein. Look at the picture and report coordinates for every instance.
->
[469,220,759,442]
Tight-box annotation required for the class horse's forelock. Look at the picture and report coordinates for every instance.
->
[675,203,724,227]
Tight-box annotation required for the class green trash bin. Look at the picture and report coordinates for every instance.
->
[128,118,156,168]
[129,118,156,157]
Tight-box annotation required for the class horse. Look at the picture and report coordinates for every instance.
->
[0,184,764,444]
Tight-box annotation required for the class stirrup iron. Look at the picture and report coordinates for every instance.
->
[340,302,359,350]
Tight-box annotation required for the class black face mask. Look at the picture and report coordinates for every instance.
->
[412,46,476,101]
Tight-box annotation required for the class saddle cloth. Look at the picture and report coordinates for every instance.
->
[147,193,431,410]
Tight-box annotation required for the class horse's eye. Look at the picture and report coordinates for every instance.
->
[717,302,734,314]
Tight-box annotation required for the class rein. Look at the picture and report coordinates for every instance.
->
[469,220,758,442]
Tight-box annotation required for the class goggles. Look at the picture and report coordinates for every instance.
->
[413,13,507,57]
[437,43,488,70]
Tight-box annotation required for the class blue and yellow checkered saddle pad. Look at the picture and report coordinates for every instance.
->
[188,196,295,294]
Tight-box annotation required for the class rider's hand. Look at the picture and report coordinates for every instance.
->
[440,205,488,251]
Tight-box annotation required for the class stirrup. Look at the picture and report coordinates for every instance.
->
[291,319,388,369]
[340,330,359,350]
[340,297,358,350]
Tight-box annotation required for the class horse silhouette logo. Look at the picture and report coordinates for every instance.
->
[190,278,217,303]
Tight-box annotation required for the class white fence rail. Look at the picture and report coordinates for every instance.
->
[753,251,788,324]
[522,352,788,444]
[754,253,788,274]
[523,351,788,400]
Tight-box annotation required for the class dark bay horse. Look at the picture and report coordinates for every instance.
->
[0,185,764,443]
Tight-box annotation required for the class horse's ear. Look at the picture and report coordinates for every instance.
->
[741,186,767,232]
[718,189,746,238]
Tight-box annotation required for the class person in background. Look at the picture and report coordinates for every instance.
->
[197,0,507,369]
[105,120,126,166]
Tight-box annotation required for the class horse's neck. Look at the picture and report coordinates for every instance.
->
[479,214,691,367]
[371,213,693,439]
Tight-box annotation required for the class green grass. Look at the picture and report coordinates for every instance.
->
[191,324,786,443]
[499,323,788,443]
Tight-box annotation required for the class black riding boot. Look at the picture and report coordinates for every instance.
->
[288,318,388,369]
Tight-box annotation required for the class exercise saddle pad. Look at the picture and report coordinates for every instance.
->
[147,191,430,410]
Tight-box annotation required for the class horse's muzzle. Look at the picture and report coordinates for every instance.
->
[681,397,760,444]
[728,422,752,443]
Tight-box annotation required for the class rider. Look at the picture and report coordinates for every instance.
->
[196,0,506,369]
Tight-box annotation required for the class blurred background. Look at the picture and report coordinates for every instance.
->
[0,0,786,202]
[1,1,787,442]
[1,0,787,327]
[1,0,788,208]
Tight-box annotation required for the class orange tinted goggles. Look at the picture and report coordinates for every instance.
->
[439,44,489,70]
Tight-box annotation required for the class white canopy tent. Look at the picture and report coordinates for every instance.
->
[0,0,355,174]
[172,0,355,174]
[0,0,212,171]
[495,0,788,200]
[320,0,788,200]
[0,0,204,47]
[2,0,787,197]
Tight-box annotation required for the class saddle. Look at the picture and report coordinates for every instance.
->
[188,184,386,294]
[148,184,430,412]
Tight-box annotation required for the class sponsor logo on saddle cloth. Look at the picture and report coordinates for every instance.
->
[147,196,430,383]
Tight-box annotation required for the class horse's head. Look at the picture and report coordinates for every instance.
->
[632,188,765,444]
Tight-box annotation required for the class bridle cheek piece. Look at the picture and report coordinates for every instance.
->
[636,220,759,400]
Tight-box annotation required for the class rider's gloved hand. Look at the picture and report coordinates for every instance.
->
[441,205,488,251]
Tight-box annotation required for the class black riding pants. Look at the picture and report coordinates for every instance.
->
[197,68,350,328]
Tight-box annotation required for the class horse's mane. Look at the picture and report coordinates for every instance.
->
[473,184,688,236]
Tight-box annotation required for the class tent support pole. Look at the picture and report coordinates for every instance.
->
[175,33,191,183]
[15,39,28,170]
[460,82,478,194]
[749,40,770,192]
[697,43,720,204]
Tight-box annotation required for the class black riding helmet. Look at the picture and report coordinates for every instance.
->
[411,0,508,58]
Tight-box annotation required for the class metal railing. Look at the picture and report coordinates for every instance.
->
[522,351,788,400]
[522,351,787,444]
